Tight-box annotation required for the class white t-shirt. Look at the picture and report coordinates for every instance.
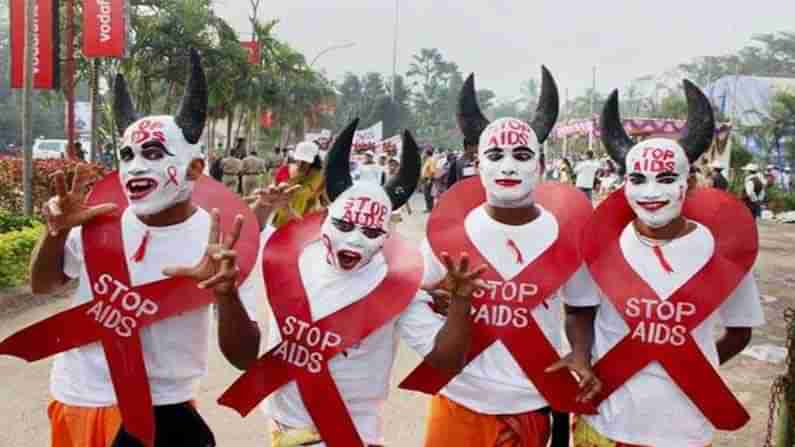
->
[50,207,262,407]
[420,205,600,414]
[262,240,443,446]
[574,159,601,189]
[584,222,765,447]
[356,163,384,185]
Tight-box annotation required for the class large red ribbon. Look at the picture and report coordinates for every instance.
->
[218,212,422,447]
[399,178,596,414]
[584,187,757,430]
[0,173,259,446]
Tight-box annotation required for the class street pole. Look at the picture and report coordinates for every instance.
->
[22,0,35,216]
[589,66,596,152]
[590,66,596,116]
[89,59,100,162]
[65,0,76,160]
[391,0,399,100]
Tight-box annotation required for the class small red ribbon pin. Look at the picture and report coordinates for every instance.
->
[165,166,179,187]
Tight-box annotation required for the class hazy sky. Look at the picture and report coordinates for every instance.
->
[213,1,795,101]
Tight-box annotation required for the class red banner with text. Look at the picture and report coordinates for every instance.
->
[241,41,260,65]
[83,0,127,57]
[10,0,60,89]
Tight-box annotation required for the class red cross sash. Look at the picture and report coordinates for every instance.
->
[399,177,596,414]
[218,212,422,447]
[584,187,757,430]
[0,173,259,446]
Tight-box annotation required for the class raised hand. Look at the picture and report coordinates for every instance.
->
[42,167,117,236]
[427,252,489,314]
[162,209,244,296]
[245,183,301,210]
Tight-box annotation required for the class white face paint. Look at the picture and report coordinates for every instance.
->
[477,117,542,208]
[624,138,690,228]
[320,182,392,273]
[118,116,202,216]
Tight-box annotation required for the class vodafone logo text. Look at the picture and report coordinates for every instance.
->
[96,0,113,42]
[626,297,696,346]
[273,316,343,374]
[86,274,160,337]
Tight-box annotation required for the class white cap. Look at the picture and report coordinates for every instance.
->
[294,141,319,163]
[742,163,759,172]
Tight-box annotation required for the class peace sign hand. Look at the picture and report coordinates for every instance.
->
[42,167,118,237]
[162,209,244,296]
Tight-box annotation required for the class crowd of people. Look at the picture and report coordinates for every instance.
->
[1,50,782,447]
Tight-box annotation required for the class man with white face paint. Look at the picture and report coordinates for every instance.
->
[218,118,487,447]
[400,70,602,447]
[574,81,764,447]
[24,50,263,447]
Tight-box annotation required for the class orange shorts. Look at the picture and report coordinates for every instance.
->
[48,400,122,447]
[424,395,550,447]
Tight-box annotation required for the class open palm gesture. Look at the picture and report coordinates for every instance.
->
[163,209,244,296]
[245,183,301,210]
[42,167,117,236]
[427,252,489,314]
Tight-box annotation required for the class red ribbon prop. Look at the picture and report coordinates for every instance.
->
[399,178,596,414]
[583,187,757,430]
[218,212,422,447]
[0,173,259,446]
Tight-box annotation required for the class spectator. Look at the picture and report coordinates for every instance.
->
[271,141,325,228]
[356,151,385,184]
[742,163,766,220]
[709,161,729,191]
[782,166,792,192]
[598,159,621,197]
[433,152,455,199]
[241,150,266,196]
[558,158,575,185]
[574,150,600,200]
[74,141,86,161]
[100,143,115,170]
[688,165,701,191]
[385,157,412,220]
[446,139,478,188]
[421,149,436,212]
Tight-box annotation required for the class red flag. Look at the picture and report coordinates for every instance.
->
[10,0,60,89]
[241,41,260,65]
[260,110,273,128]
[83,0,127,57]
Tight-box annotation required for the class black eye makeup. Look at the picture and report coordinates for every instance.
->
[119,147,134,162]
[332,218,355,232]
[361,227,387,239]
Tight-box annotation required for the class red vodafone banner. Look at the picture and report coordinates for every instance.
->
[241,41,260,65]
[83,0,127,57]
[10,0,60,89]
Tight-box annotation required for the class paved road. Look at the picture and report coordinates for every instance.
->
[1,194,792,446]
